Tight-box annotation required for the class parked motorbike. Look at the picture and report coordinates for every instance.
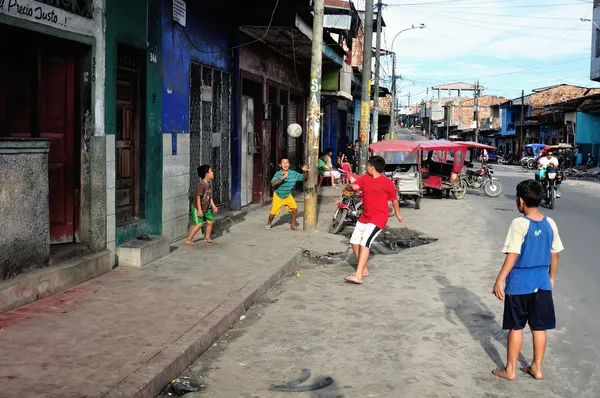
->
[463,164,504,197]
[498,153,515,165]
[329,190,363,234]
[540,166,559,209]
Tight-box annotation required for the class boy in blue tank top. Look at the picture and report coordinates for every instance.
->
[492,179,564,381]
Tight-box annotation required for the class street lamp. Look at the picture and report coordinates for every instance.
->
[389,24,426,138]
[581,17,600,31]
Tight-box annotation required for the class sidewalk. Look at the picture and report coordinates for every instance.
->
[0,193,346,398]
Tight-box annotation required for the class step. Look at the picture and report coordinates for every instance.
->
[116,235,170,268]
[0,249,111,314]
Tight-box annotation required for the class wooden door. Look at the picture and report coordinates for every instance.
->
[39,53,76,243]
[115,68,139,224]
[0,39,76,243]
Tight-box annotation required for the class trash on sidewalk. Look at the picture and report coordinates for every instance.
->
[303,250,348,264]
[239,315,246,321]
[167,376,205,396]
[291,268,301,278]
[270,368,334,392]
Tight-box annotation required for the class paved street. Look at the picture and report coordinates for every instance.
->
[173,156,600,397]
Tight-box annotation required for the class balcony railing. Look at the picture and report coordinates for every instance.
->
[35,0,94,19]
[507,122,516,131]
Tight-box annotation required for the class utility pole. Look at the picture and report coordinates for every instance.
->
[446,104,450,140]
[372,0,383,143]
[426,88,431,136]
[520,89,525,156]
[474,79,480,143]
[358,0,374,175]
[390,52,397,138]
[303,0,325,231]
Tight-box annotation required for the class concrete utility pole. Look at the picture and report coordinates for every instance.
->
[372,0,383,143]
[520,89,525,155]
[358,0,374,175]
[303,0,325,231]
[390,53,397,138]
[388,24,425,138]
[474,79,480,143]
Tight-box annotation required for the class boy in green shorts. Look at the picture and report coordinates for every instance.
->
[186,165,219,245]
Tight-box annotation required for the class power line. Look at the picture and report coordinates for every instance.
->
[389,6,588,31]
[389,7,589,41]
[390,1,590,8]
[179,0,280,53]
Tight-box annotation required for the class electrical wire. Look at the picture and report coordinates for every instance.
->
[179,0,280,54]
[389,6,589,41]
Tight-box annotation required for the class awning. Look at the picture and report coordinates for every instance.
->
[322,91,353,101]
[453,141,497,150]
[370,140,420,153]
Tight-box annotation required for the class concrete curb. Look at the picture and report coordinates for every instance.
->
[105,249,305,398]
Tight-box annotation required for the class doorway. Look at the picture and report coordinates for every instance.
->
[0,25,81,243]
[115,45,144,225]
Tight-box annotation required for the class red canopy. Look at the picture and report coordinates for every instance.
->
[370,140,420,153]
[418,140,468,151]
[454,141,497,150]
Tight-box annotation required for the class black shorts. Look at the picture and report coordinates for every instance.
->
[503,290,556,331]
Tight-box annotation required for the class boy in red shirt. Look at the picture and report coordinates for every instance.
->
[344,156,404,284]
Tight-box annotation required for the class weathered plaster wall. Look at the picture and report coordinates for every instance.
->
[239,42,303,89]
[106,0,163,248]
[0,139,50,280]
[160,0,233,241]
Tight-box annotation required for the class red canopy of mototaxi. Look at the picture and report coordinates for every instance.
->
[418,140,468,151]
[454,141,497,150]
[369,140,420,153]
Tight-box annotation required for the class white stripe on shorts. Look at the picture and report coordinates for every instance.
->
[349,221,382,248]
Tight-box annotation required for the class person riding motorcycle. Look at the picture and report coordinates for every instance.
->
[537,149,561,198]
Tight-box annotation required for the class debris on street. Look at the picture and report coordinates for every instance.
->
[166,376,204,396]
[564,167,600,180]
[270,368,334,392]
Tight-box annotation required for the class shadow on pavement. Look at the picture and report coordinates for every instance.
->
[434,275,528,369]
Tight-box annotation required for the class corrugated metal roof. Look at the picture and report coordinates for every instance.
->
[324,14,352,30]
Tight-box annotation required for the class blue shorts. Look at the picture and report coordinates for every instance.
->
[503,290,556,331]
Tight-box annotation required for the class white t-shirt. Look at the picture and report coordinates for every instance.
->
[539,156,559,168]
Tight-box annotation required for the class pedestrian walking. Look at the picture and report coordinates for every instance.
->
[265,158,308,231]
[344,156,404,285]
[186,165,219,246]
[492,179,564,381]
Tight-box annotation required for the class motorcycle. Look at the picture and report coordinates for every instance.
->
[329,190,363,234]
[497,153,515,165]
[463,164,504,197]
[540,166,559,209]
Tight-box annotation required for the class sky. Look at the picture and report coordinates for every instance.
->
[359,0,600,106]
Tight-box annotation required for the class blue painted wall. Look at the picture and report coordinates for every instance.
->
[322,102,339,156]
[500,105,531,136]
[161,1,242,208]
[576,112,600,144]
[161,0,233,134]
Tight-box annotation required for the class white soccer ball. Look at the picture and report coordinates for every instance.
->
[287,123,302,138]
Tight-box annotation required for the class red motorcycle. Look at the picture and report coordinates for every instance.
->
[329,190,363,234]
[329,171,363,234]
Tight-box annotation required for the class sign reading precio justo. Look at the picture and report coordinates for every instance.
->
[0,0,98,37]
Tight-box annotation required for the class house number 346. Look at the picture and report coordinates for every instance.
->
[150,53,158,63]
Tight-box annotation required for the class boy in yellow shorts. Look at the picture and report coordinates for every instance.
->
[266,157,308,230]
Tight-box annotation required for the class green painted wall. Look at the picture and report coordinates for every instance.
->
[106,0,163,244]
[322,69,340,92]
